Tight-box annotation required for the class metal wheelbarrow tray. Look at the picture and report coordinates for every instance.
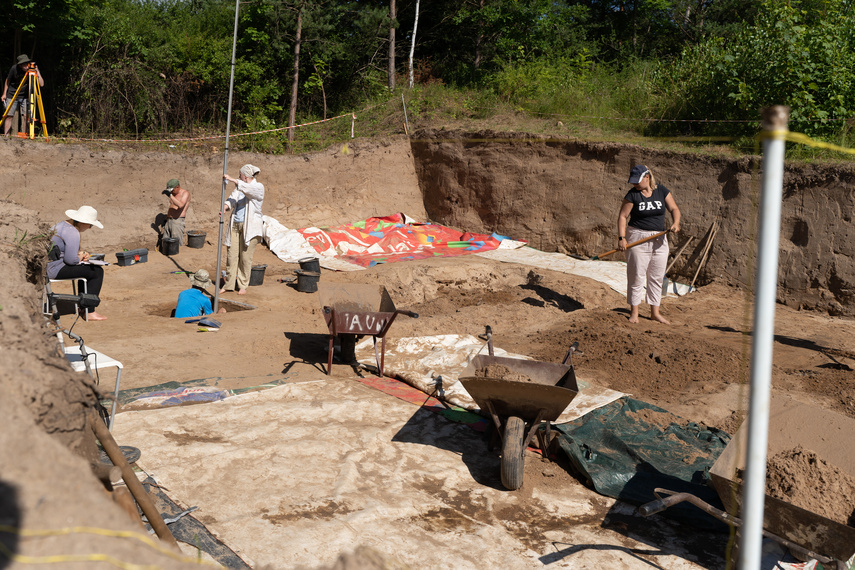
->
[641,394,855,566]
[318,283,418,376]
[459,335,580,491]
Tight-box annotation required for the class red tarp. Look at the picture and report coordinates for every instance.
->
[297,213,516,268]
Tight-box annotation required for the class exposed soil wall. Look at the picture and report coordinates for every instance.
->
[411,129,855,316]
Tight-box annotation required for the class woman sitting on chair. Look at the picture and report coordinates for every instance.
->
[47,205,107,321]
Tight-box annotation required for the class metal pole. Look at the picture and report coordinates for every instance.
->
[739,105,788,569]
[214,0,241,314]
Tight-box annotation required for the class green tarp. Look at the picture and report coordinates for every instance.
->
[554,397,731,528]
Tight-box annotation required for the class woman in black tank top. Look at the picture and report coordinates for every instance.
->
[617,165,682,324]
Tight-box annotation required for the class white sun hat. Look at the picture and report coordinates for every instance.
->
[65,205,104,229]
[239,164,260,178]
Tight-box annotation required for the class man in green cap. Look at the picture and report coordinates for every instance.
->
[162,178,190,246]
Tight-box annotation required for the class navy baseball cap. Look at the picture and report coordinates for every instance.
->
[628,165,649,184]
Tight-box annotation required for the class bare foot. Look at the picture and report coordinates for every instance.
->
[219,287,230,294]
[87,311,107,321]
[650,307,670,324]
[628,306,640,323]
[237,288,247,295]
[651,313,671,324]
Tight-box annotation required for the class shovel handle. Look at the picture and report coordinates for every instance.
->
[639,488,835,565]
[593,229,669,260]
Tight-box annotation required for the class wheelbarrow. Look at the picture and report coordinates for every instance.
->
[459,327,580,490]
[318,283,418,376]
[639,394,855,567]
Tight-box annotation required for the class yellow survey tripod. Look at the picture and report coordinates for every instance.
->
[1,61,48,140]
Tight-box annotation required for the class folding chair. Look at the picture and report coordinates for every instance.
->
[43,277,89,321]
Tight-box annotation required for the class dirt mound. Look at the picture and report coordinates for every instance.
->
[765,446,855,527]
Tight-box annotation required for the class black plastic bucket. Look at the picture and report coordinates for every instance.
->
[295,269,320,293]
[249,264,267,286]
[161,237,179,256]
[298,256,320,273]
[187,231,206,249]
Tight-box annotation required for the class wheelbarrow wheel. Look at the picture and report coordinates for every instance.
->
[501,416,526,490]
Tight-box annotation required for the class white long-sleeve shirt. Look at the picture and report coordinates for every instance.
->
[224,178,265,247]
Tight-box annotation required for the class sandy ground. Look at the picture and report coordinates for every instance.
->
[2,136,855,568]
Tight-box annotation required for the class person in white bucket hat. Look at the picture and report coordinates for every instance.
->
[173,268,226,318]
[47,205,107,321]
[221,164,264,295]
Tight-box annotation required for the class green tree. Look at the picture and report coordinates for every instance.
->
[659,0,855,138]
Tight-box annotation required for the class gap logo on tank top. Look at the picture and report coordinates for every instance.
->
[638,200,663,211]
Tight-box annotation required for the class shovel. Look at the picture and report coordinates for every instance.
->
[571,229,670,261]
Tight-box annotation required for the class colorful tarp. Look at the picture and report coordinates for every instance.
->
[297,213,518,268]
[118,374,304,409]
[124,386,231,408]
[354,374,488,431]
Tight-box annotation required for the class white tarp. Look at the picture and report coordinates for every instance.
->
[476,246,693,298]
[111,377,710,570]
[262,215,365,271]
[355,334,625,424]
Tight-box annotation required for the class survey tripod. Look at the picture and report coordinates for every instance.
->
[1,61,48,140]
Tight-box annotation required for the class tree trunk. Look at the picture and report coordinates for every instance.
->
[407,0,420,89]
[313,61,327,120]
[388,0,396,90]
[474,0,484,70]
[289,0,304,148]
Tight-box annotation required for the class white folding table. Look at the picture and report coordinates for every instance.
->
[63,343,123,430]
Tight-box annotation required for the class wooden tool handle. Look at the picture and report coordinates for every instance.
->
[594,229,669,260]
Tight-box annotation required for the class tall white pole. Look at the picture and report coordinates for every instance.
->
[214,0,241,314]
[739,105,789,568]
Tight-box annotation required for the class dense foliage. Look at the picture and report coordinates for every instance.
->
[657,0,855,139]
[2,0,854,150]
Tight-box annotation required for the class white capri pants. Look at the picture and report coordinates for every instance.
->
[625,227,669,307]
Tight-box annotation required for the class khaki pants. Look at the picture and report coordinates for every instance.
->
[164,217,186,244]
[625,227,669,307]
[224,221,260,291]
